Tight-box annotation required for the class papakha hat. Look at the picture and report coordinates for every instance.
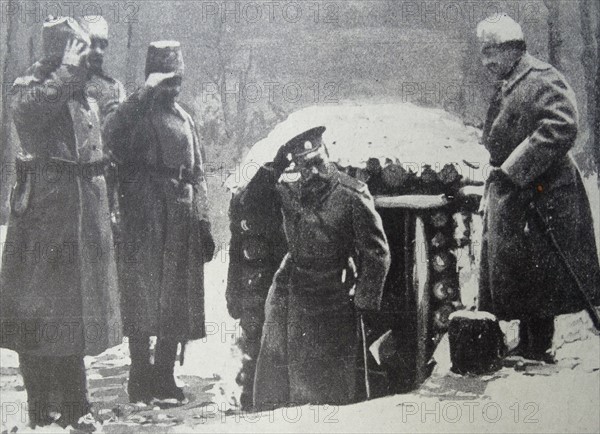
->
[78,15,109,40]
[476,13,524,48]
[145,40,184,81]
[42,16,90,60]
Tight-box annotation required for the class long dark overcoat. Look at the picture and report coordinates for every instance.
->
[479,53,600,320]
[0,62,122,357]
[253,168,391,409]
[105,89,210,340]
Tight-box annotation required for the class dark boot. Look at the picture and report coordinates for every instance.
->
[237,315,263,411]
[128,335,155,403]
[19,355,55,428]
[153,338,186,405]
[55,355,91,429]
[518,318,556,364]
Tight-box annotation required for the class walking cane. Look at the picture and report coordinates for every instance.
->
[533,207,600,330]
[347,259,371,400]
[360,314,371,400]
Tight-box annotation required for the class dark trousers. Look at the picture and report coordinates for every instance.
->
[236,315,264,410]
[519,317,555,357]
[19,354,89,428]
[128,335,178,371]
[128,334,178,396]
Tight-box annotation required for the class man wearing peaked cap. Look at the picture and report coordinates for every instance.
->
[476,14,600,363]
[251,126,391,409]
[1,16,121,429]
[105,40,214,406]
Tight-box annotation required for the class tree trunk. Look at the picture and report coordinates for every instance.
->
[544,0,563,70]
[579,0,599,176]
[594,0,600,178]
[1,0,20,224]
[125,21,139,87]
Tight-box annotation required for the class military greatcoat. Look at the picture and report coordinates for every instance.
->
[105,88,210,340]
[253,167,390,409]
[479,53,600,320]
[0,62,122,356]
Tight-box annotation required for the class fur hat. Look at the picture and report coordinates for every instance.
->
[78,15,109,40]
[145,40,184,81]
[476,13,524,48]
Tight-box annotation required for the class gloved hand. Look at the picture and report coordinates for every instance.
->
[198,220,215,263]
[272,142,293,176]
[487,167,513,185]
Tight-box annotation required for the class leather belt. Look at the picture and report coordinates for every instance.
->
[290,255,348,270]
[16,156,110,179]
[124,162,199,185]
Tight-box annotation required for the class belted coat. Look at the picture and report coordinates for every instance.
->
[253,167,391,409]
[478,53,600,321]
[0,62,122,357]
[104,88,211,340]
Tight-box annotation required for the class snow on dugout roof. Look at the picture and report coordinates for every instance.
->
[227,102,490,191]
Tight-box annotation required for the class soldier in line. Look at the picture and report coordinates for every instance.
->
[0,17,122,429]
[226,166,287,410]
[253,127,391,409]
[105,41,215,405]
[77,15,125,127]
[476,14,600,362]
[77,15,125,226]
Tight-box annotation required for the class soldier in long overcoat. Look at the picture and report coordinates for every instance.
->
[105,41,215,404]
[476,14,600,361]
[0,17,122,428]
[77,15,125,223]
[253,127,391,410]
[226,167,287,410]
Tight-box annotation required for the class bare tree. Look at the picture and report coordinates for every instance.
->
[595,0,600,179]
[194,6,286,166]
[544,0,563,70]
[1,0,20,224]
[124,21,138,86]
[579,0,599,176]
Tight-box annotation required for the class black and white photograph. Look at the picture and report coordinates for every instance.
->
[0,1,599,432]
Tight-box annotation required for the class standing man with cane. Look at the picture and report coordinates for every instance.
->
[477,14,600,363]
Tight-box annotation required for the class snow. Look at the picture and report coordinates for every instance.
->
[226,102,490,191]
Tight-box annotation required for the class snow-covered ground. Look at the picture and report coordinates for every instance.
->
[2,254,598,433]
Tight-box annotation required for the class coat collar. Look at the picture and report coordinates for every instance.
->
[502,53,552,95]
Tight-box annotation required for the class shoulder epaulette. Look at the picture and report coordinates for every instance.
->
[338,171,367,194]
[528,56,552,72]
[174,102,193,124]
